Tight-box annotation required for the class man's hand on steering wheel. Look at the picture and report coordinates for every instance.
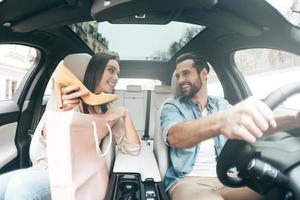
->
[218,96,277,143]
[217,82,300,188]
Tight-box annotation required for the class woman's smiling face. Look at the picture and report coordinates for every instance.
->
[96,59,120,93]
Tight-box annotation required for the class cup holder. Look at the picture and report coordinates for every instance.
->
[120,180,139,194]
[118,175,140,200]
[119,193,138,200]
[107,173,168,200]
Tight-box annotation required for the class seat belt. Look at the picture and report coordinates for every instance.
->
[143,90,151,140]
[28,69,52,136]
[28,82,47,136]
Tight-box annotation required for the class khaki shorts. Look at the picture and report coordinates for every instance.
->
[169,176,262,200]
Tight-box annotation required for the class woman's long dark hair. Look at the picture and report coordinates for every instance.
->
[82,52,119,114]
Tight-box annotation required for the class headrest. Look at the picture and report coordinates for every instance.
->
[63,53,92,81]
[154,85,171,94]
[171,70,179,97]
[46,53,92,111]
[126,85,142,92]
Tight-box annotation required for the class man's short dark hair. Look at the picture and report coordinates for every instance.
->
[176,52,210,73]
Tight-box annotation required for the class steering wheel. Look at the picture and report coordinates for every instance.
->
[216,82,300,188]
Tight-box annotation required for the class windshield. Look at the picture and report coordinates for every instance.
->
[70,21,205,61]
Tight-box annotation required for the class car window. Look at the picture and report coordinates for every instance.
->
[44,77,161,96]
[0,44,40,101]
[116,78,161,90]
[70,21,205,61]
[207,64,224,97]
[266,0,300,27]
[234,48,300,112]
[45,68,222,93]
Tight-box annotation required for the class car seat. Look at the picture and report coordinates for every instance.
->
[153,71,177,180]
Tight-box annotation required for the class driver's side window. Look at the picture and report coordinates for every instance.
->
[234,48,300,114]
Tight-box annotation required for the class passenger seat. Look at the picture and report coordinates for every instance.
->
[149,86,172,138]
[113,89,125,107]
[152,86,173,179]
[153,72,177,179]
[123,85,147,136]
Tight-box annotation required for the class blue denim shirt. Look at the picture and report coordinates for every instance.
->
[160,96,231,191]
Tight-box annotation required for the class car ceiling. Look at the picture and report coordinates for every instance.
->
[0,0,93,32]
[1,0,300,84]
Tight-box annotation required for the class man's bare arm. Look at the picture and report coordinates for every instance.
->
[265,111,300,135]
[167,97,276,149]
[168,112,222,148]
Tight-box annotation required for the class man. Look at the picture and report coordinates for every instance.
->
[160,52,276,200]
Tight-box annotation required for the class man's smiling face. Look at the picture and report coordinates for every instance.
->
[175,59,203,98]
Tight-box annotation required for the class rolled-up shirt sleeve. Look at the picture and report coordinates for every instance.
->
[160,103,184,146]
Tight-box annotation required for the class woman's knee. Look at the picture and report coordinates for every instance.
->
[0,170,24,199]
[4,168,50,200]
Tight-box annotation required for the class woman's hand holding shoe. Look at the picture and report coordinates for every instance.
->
[61,85,88,111]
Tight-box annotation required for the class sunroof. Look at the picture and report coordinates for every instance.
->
[70,21,205,61]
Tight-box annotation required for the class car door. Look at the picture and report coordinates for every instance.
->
[0,44,42,174]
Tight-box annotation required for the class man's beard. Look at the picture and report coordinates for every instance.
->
[178,78,202,98]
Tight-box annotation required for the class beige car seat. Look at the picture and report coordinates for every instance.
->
[153,71,177,179]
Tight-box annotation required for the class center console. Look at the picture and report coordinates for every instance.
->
[105,144,169,200]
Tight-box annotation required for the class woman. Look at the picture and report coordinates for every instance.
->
[0,52,141,200]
